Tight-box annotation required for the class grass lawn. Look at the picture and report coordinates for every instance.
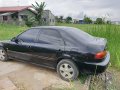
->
[0,24,27,40]
[0,23,120,70]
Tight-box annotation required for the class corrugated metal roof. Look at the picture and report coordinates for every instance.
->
[0,6,31,13]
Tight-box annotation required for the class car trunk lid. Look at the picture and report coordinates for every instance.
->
[87,37,107,54]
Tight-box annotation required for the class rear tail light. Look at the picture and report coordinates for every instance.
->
[95,51,107,59]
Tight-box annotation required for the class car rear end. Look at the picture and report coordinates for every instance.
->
[83,51,110,74]
[62,27,110,74]
[81,37,110,74]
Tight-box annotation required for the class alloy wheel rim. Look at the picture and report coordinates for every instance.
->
[59,63,74,79]
[0,50,5,61]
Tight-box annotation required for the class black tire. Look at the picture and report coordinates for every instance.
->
[0,48,8,61]
[57,59,79,81]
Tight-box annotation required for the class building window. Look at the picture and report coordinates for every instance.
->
[21,15,28,20]
[3,16,8,21]
[52,19,54,22]
[11,13,18,19]
[50,19,51,22]
[43,18,46,22]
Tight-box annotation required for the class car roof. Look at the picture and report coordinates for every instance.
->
[31,26,77,31]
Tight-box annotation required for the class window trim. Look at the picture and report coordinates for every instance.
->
[20,15,28,20]
[15,29,39,43]
[3,16,8,21]
[59,30,71,46]
[14,28,66,46]
[36,28,65,46]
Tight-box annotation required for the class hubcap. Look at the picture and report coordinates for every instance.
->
[0,50,5,61]
[59,63,74,79]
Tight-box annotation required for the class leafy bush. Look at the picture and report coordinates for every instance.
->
[24,17,35,27]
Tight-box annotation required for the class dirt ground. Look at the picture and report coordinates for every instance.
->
[0,60,88,90]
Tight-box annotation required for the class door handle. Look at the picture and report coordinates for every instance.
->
[57,49,62,52]
[27,46,31,48]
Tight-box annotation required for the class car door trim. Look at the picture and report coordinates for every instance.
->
[7,50,55,61]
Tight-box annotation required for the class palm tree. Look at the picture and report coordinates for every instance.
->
[32,2,46,25]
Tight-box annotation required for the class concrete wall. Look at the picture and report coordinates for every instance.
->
[0,15,19,25]
[0,9,55,26]
[0,10,35,25]
[42,10,55,26]
[48,10,55,26]
[18,10,35,25]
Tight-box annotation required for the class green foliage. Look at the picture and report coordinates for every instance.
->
[24,17,36,27]
[0,24,27,40]
[83,16,92,24]
[106,20,112,24]
[65,16,72,23]
[56,16,64,23]
[32,2,46,25]
[59,16,64,23]
[95,18,105,24]
[11,12,18,20]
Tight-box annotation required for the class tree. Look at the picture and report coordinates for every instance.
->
[32,2,46,25]
[59,16,64,23]
[24,17,36,27]
[55,16,62,23]
[106,20,112,24]
[83,16,92,24]
[95,18,105,24]
[65,16,72,23]
[55,16,59,22]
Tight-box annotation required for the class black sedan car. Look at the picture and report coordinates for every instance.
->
[0,26,110,81]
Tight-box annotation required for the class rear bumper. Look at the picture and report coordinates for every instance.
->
[78,52,110,74]
[84,51,110,66]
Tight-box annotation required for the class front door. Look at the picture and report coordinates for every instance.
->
[6,28,40,61]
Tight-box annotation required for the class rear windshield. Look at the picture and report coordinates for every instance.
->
[65,27,94,42]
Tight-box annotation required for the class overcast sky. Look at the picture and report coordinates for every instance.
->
[0,0,119,21]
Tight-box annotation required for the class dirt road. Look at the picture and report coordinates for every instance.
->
[0,60,88,90]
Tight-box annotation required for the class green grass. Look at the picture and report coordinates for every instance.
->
[0,23,120,69]
[0,23,27,40]
[57,23,120,69]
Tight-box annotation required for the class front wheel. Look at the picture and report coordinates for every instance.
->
[57,59,79,81]
[0,48,8,61]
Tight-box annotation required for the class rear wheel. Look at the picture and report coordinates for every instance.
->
[0,48,8,61]
[57,59,79,81]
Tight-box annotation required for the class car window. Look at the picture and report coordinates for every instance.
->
[17,29,40,43]
[60,30,77,46]
[38,29,64,46]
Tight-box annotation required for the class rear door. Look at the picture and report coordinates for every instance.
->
[30,28,65,68]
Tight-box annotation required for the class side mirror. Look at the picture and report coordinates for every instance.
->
[11,37,16,42]
[11,37,19,43]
